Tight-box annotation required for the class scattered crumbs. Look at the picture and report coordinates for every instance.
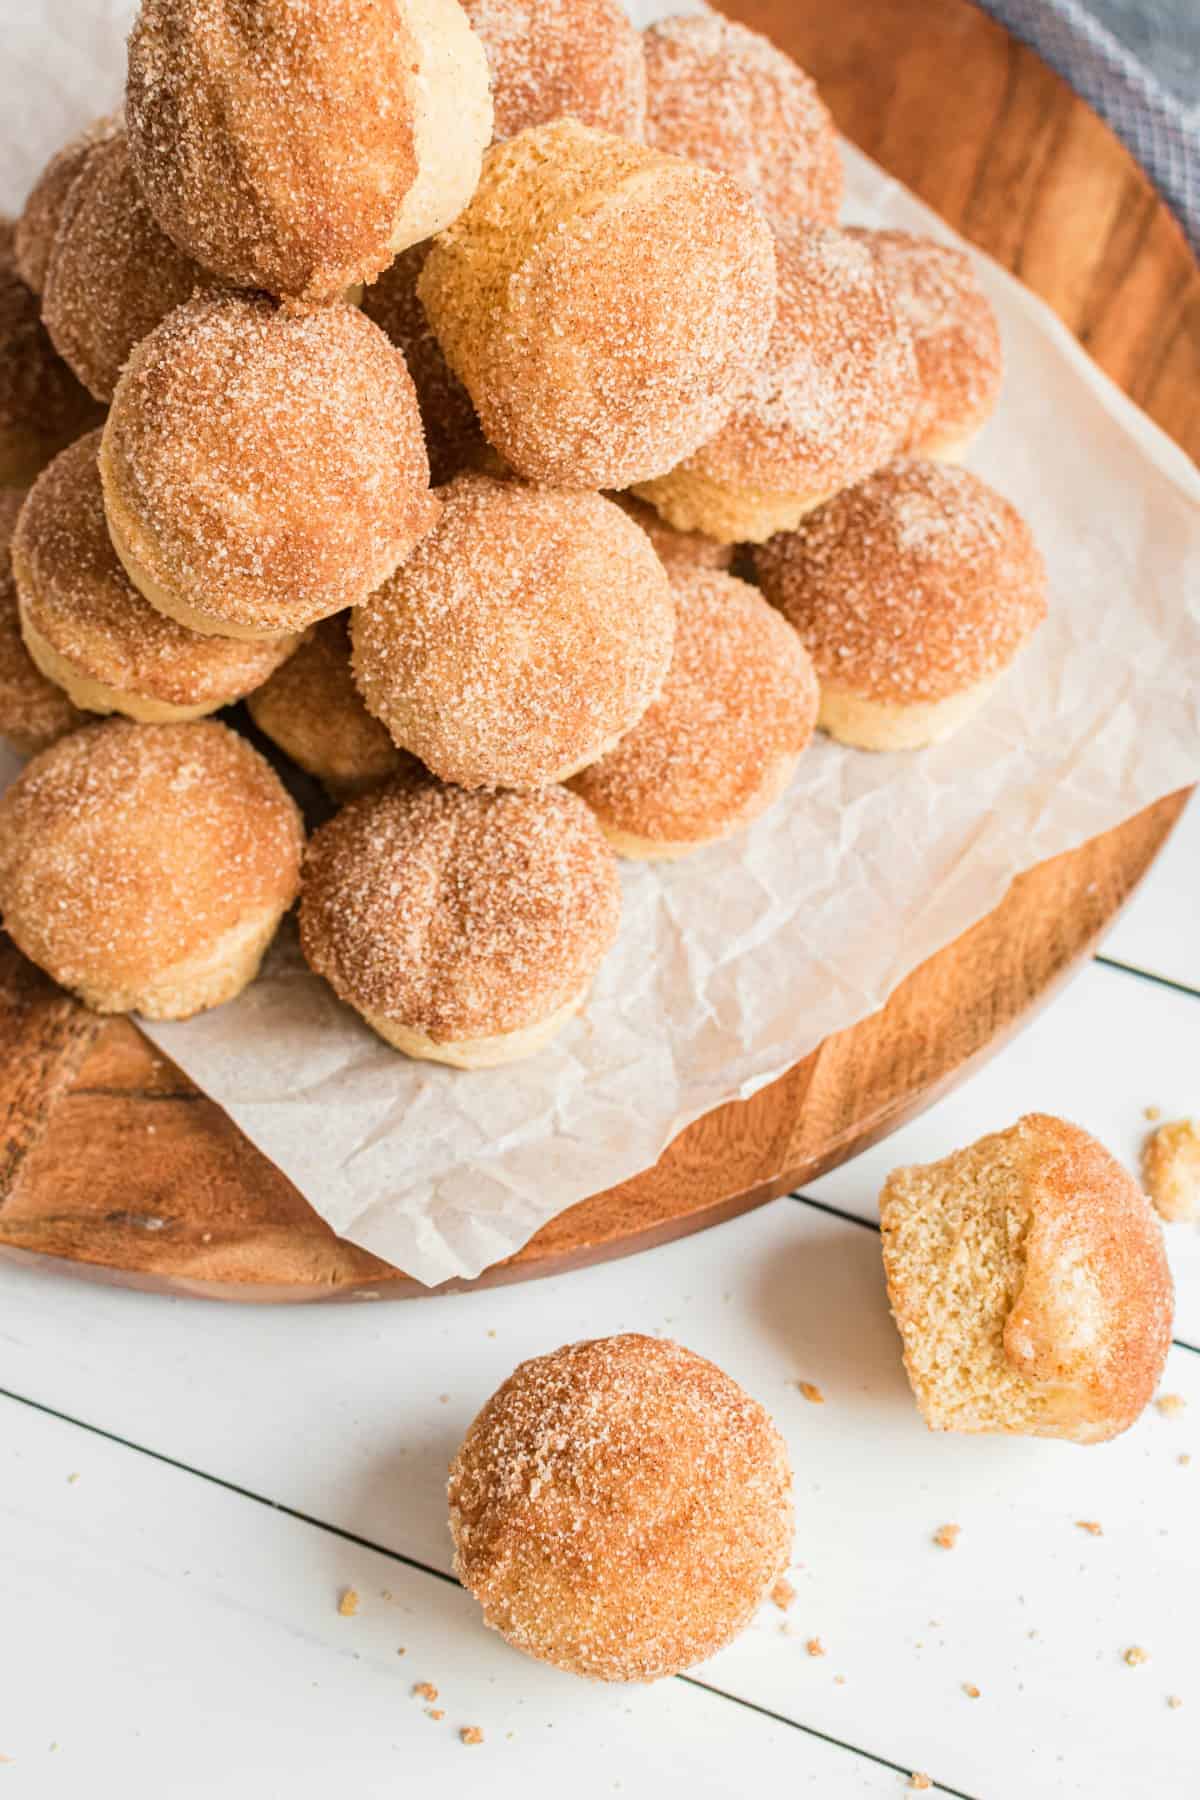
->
[413,1682,438,1702]
[486,1330,496,1339]
[1143,1118,1200,1223]
[1124,1646,1150,1668]
[438,1394,450,1404]
[909,1776,933,1792]
[461,1726,484,1745]
[796,1381,825,1404]
[771,1577,795,1612]
[933,1523,960,1550]
[1156,1394,1187,1418]
[1076,1520,1103,1537]
[338,1588,359,1617]
[380,1590,393,1602]
[397,1647,406,1656]
[1179,1454,1192,1467]
[428,1709,445,1722]
[806,1636,826,1658]
[962,1683,981,1699]
[66,1473,80,1486]
[833,1674,846,1686]
[1144,1105,1161,1122]
[1167,1695,1183,1710]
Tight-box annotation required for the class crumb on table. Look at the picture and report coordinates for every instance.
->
[1144,1105,1161,1122]
[413,1682,439,1702]
[1142,1118,1200,1222]
[1124,1646,1150,1667]
[934,1523,960,1550]
[771,1576,795,1611]
[796,1381,825,1404]
[461,1726,484,1745]
[806,1636,826,1657]
[428,1709,444,1721]
[909,1776,933,1792]
[1168,1695,1183,1710]
[1076,1520,1103,1536]
[338,1588,359,1617]
[962,1683,981,1699]
[1156,1394,1187,1418]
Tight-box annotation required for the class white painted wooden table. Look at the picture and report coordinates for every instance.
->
[1,798,1197,1800]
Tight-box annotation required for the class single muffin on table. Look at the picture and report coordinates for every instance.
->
[247,614,414,801]
[755,459,1047,750]
[13,113,122,295]
[300,779,621,1068]
[418,118,778,490]
[40,125,210,403]
[642,13,842,228]
[0,220,103,487]
[0,488,87,754]
[0,718,304,1019]
[125,0,492,300]
[100,292,436,641]
[12,432,302,723]
[880,1114,1173,1442]
[449,1334,793,1680]
[635,223,918,544]
[849,227,1003,461]
[571,569,818,859]
[352,474,675,791]
[461,0,646,141]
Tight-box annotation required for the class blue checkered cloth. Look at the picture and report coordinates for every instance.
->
[974,0,1199,254]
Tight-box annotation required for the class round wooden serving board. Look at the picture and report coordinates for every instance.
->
[0,0,1195,1302]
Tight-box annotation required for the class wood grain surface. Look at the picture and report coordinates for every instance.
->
[0,0,1195,1300]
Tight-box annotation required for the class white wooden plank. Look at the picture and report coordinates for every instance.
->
[0,1194,1196,1796]
[0,1391,908,1799]
[808,958,1200,1343]
[1101,791,1199,992]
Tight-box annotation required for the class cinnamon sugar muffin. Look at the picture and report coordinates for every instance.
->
[0,488,87,754]
[643,14,842,230]
[571,569,818,858]
[449,1334,793,1679]
[418,119,778,489]
[756,460,1047,750]
[881,1115,1174,1442]
[850,228,1003,461]
[0,220,103,488]
[41,126,209,402]
[14,114,122,295]
[634,224,918,544]
[100,293,436,640]
[462,0,646,141]
[247,614,413,799]
[0,718,304,1019]
[125,0,492,300]
[352,475,675,790]
[13,432,301,722]
[300,778,621,1067]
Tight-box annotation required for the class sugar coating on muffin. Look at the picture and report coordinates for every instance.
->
[642,14,842,229]
[352,474,675,790]
[0,718,304,1019]
[125,0,493,300]
[462,0,646,141]
[14,114,123,295]
[755,459,1047,750]
[571,568,818,857]
[100,293,436,640]
[299,779,621,1066]
[418,119,778,490]
[880,1114,1174,1442]
[449,1333,794,1680]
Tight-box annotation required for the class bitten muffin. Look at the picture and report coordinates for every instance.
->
[571,569,818,858]
[449,1334,793,1679]
[880,1114,1174,1442]
[352,475,675,790]
[756,459,1047,750]
[462,0,646,141]
[0,718,304,1019]
[299,778,621,1067]
[125,0,492,300]
[100,293,436,640]
[418,119,777,490]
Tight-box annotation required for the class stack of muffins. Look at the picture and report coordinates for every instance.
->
[0,1,1047,1066]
